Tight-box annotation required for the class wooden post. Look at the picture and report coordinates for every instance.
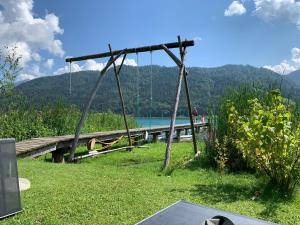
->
[68,49,126,162]
[133,136,140,146]
[165,131,170,141]
[176,129,182,142]
[183,68,198,154]
[152,132,160,143]
[52,149,65,163]
[109,45,132,149]
[163,36,186,170]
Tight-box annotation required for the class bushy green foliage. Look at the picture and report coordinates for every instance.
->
[0,102,137,141]
[228,90,300,192]
[0,108,53,140]
[205,84,268,171]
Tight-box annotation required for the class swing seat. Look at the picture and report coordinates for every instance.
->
[87,136,124,152]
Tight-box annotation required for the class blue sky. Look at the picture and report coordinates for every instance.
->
[1,0,300,80]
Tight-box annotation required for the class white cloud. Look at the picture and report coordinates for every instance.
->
[32,53,41,61]
[224,1,247,16]
[85,59,105,71]
[116,58,137,67]
[17,73,37,82]
[253,0,300,29]
[54,62,82,75]
[193,36,202,42]
[0,0,64,56]
[16,64,44,81]
[44,58,54,69]
[264,47,300,74]
[0,0,64,80]
[224,0,300,28]
[54,58,137,75]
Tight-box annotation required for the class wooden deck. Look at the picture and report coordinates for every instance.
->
[16,122,208,158]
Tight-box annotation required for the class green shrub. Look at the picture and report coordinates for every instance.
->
[205,84,267,171]
[228,90,300,192]
[0,109,52,140]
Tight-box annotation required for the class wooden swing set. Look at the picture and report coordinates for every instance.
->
[65,36,197,169]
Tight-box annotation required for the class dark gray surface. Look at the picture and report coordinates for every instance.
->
[136,200,279,225]
[0,139,22,219]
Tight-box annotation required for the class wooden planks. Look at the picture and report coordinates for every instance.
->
[16,123,207,158]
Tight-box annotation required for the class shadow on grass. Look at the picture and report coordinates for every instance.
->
[180,178,294,220]
[189,182,254,203]
[117,156,162,167]
[171,156,296,221]
[257,182,296,219]
[183,155,213,171]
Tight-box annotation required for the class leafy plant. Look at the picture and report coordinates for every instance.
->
[0,45,21,95]
[205,83,267,171]
[228,90,300,192]
[214,136,229,176]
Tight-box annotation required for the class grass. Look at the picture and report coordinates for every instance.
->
[0,101,138,141]
[3,142,300,225]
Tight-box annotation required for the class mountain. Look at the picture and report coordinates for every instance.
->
[287,69,300,86]
[15,79,30,86]
[16,65,300,116]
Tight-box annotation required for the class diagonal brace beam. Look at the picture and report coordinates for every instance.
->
[161,44,183,67]
[163,37,187,169]
[108,44,132,148]
[163,36,198,170]
[68,48,127,161]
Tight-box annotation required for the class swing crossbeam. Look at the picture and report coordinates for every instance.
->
[65,40,194,62]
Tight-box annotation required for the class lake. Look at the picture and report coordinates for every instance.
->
[136,117,190,128]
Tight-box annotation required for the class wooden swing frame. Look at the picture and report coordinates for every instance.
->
[65,36,198,169]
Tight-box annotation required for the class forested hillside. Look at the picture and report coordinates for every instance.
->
[17,65,300,116]
[286,69,300,86]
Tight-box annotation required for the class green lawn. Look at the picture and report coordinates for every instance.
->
[4,142,300,225]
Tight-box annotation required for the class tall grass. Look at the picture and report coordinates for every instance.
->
[0,101,137,141]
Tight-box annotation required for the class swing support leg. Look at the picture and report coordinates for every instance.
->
[162,36,186,170]
[162,36,198,170]
[68,48,126,162]
[108,44,133,149]
[183,69,198,154]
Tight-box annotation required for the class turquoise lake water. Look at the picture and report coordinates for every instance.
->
[136,117,190,128]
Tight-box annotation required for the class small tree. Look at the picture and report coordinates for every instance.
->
[0,45,21,95]
[228,90,300,192]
